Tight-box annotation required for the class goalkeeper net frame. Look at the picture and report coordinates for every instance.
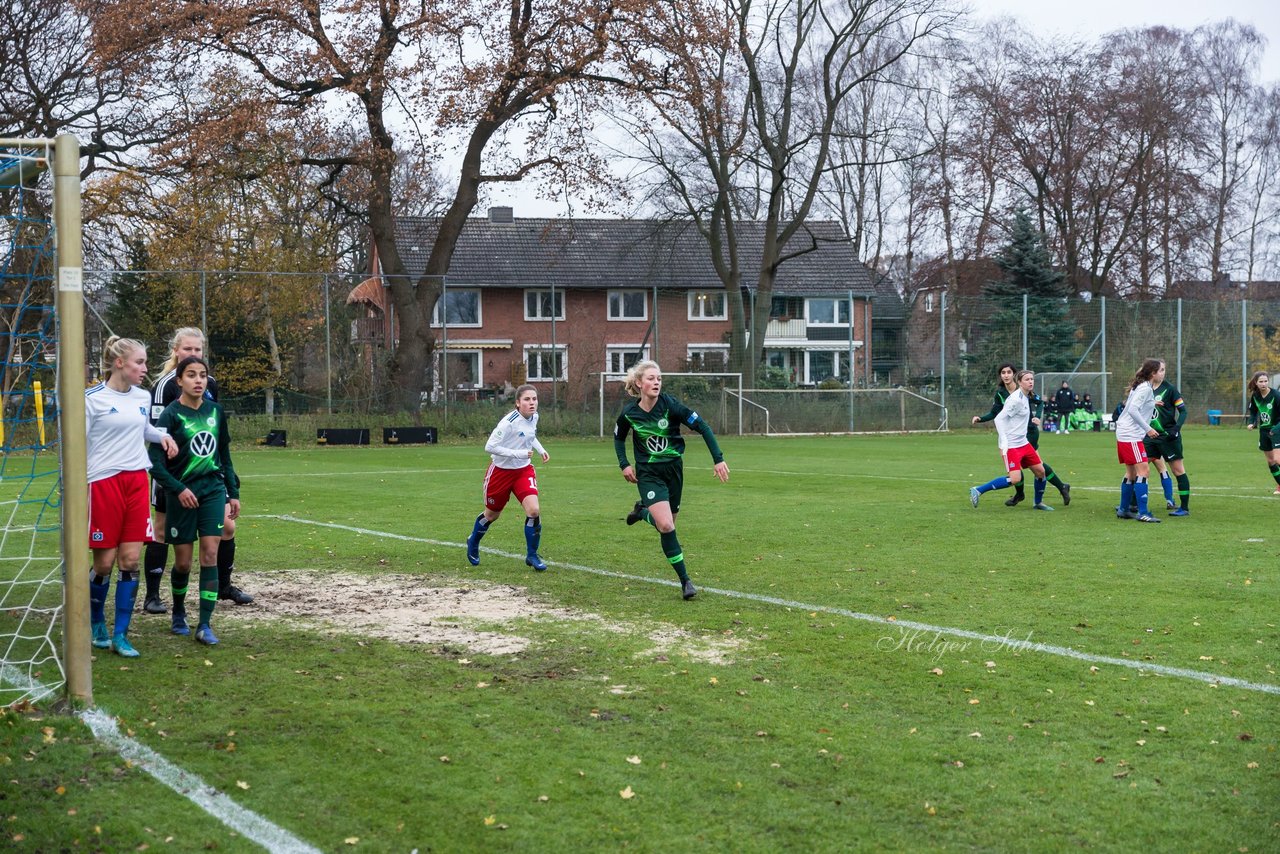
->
[0,135,89,707]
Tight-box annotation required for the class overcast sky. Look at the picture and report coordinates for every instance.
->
[487,1,1280,218]
[967,0,1279,81]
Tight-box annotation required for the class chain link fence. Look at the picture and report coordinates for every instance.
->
[83,269,1273,438]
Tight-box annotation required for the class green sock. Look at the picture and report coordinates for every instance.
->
[1176,473,1190,510]
[659,530,688,582]
[1269,463,1280,485]
[171,568,190,614]
[1043,464,1064,488]
[198,564,218,626]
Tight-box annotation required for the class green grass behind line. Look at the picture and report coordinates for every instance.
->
[2,428,1277,851]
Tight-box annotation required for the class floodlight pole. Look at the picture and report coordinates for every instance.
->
[55,134,91,706]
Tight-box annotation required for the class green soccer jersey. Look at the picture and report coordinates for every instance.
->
[1149,381,1187,433]
[148,399,239,499]
[614,392,724,467]
[1250,389,1278,428]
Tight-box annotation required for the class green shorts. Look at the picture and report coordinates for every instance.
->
[1144,432,1184,462]
[636,460,684,515]
[163,486,227,544]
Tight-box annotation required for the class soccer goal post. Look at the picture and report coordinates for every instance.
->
[0,135,89,707]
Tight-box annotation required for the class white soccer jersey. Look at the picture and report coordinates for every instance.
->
[85,383,168,483]
[1116,382,1156,443]
[994,388,1031,451]
[485,409,546,470]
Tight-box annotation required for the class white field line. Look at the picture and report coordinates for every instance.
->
[79,708,322,854]
[258,514,1280,697]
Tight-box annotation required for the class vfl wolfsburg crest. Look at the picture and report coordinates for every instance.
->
[190,431,217,458]
[657,417,668,429]
[645,435,669,454]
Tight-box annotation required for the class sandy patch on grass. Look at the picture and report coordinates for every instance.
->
[223,570,743,663]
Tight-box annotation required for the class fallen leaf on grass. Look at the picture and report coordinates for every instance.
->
[236,781,250,790]
[1136,740,1146,746]
[968,698,979,705]
[484,816,496,826]
[1247,762,1259,769]
[344,838,359,845]
[1238,733,1254,741]
[620,786,635,800]
[439,756,450,763]
[929,668,943,676]
[203,660,213,667]
[626,756,641,765]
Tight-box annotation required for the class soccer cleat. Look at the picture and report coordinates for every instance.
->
[171,611,190,636]
[111,634,140,658]
[1004,492,1025,507]
[969,487,981,508]
[625,501,645,526]
[143,596,167,614]
[195,624,219,645]
[681,579,697,600]
[1033,503,1055,511]
[1166,500,1177,510]
[218,585,254,605]
[466,533,481,566]
[91,621,111,649]
[1169,508,1190,516]
[1116,510,1136,520]
[1059,483,1071,506]
[526,553,548,572]
[1136,514,1161,523]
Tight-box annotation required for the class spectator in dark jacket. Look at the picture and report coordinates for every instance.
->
[1054,381,1076,433]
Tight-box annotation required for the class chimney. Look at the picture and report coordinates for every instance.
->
[488,206,514,224]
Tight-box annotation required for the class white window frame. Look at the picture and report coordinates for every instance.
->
[924,292,934,313]
[607,289,648,321]
[805,297,850,327]
[687,290,727,321]
[445,349,484,387]
[524,345,568,382]
[432,289,482,328]
[524,289,565,321]
[803,349,853,385]
[605,344,651,376]
[686,344,730,370]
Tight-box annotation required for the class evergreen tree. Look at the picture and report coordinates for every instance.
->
[976,210,1078,373]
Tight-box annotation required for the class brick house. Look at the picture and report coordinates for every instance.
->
[348,210,880,401]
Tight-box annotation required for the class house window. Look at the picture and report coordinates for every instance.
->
[806,298,850,326]
[433,289,481,326]
[525,289,565,321]
[688,291,727,320]
[445,350,482,387]
[770,296,804,319]
[686,346,729,371]
[924,293,934,313]
[525,346,567,382]
[806,350,852,384]
[606,345,649,375]
[608,290,647,321]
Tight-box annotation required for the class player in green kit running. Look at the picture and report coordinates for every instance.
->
[1246,371,1280,493]
[147,356,241,645]
[614,361,730,600]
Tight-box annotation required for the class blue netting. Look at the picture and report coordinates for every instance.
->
[1,145,65,707]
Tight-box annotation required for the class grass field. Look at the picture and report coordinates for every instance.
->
[3,426,1278,851]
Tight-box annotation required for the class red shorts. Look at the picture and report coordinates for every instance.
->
[88,469,154,549]
[1003,444,1041,471]
[1117,439,1148,465]
[483,464,538,511]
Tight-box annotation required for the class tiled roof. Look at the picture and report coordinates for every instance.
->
[383,216,876,295]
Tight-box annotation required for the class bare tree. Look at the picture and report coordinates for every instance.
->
[90,0,625,409]
[622,0,957,385]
